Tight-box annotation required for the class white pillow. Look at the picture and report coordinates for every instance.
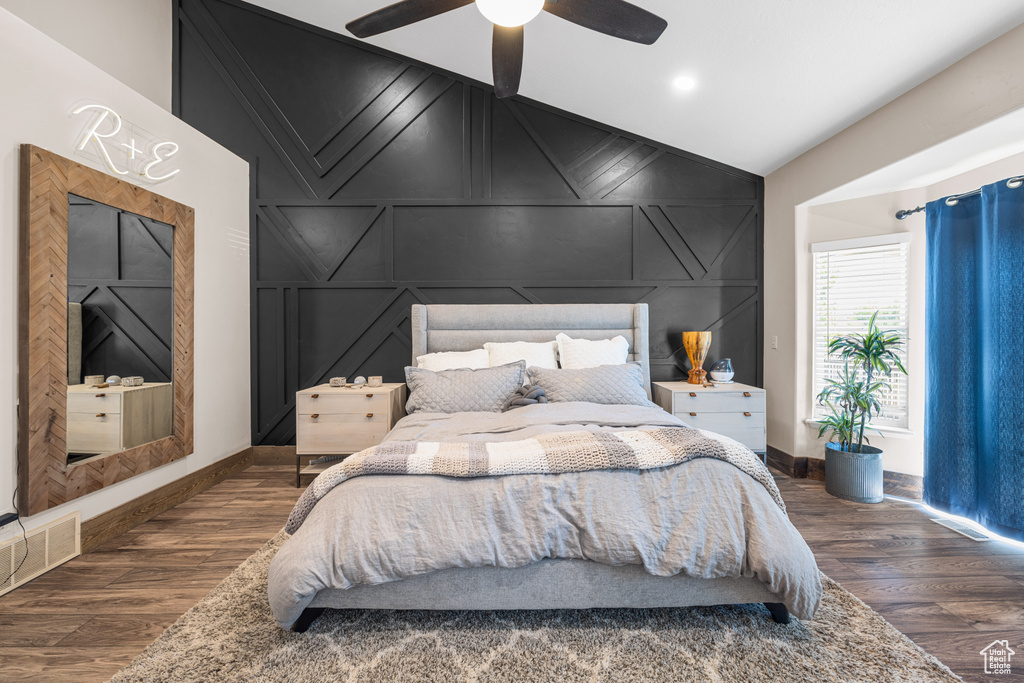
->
[416,348,489,371]
[556,333,629,369]
[484,341,558,371]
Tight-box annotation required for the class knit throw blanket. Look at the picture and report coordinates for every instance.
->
[286,427,784,533]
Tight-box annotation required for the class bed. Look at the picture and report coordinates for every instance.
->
[269,303,821,632]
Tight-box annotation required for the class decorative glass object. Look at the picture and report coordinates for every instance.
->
[682,331,712,385]
[709,358,734,383]
[105,375,122,386]
[352,376,367,386]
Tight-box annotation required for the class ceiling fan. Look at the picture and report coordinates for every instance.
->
[346,0,668,99]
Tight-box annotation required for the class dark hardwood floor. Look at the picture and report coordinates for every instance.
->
[781,476,1024,683]
[0,465,1022,682]
[0,465,302,682]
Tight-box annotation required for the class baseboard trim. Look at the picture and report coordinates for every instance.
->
[766,445,807,478]
[253,445,296,466]
[807,456,825,482]
[80,446,254,552]
[767,445,923,500]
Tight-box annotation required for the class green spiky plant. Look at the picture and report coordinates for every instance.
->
[816,311,907,453]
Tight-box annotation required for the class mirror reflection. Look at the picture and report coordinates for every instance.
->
[66,194,174,464]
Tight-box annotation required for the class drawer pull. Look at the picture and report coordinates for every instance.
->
[689,412,697,417]
[311,393,319,399]
[95,413,106,418]
[95,393,105,398]
[366,413,374,418]
[689,392,697,397]
[311,414,319,419]
[365,394,373,398]
[744,412,752,417]
[743,392,751,397]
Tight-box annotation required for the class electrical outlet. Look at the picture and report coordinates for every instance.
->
[770,335,778,350]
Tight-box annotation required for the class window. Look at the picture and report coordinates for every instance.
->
[812,234,910,429]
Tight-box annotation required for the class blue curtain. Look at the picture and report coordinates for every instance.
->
[925,177,1024,542]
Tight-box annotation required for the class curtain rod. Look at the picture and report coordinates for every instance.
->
[894,175,1024,220]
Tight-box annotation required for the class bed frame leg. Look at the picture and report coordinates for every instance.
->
[292,607,326,633]
[764,602,791,624]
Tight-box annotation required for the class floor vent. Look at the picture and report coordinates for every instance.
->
[931,517,991,541]
[0,512,80,597]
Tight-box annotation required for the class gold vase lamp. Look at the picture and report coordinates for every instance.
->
[682,331,712,385]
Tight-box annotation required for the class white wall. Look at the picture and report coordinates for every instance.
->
[0,0,172,111]
[0,8,250,540]
[764,23,1024,474]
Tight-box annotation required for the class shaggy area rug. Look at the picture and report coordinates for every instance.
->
[109,533,961,682]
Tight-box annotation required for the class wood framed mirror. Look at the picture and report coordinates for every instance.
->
[18,144,194,516]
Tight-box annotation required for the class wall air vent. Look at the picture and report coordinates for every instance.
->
[931,517,991,541]
[0,512,80,597]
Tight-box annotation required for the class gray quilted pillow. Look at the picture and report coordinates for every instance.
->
[405,361,525,414]
[527,362,654,407]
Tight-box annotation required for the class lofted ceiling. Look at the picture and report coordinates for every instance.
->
[243,0,1024,175]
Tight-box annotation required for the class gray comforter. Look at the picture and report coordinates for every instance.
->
[268,402,822,627]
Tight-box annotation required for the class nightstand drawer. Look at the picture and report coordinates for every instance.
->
[296,413,389,454]
[67,391,122,414]
[66,412,120,452]
[677,411,765,432]
[706,427,767,452]
[297,392,389,415]
[677,413,766,452]
[672,390,765,414]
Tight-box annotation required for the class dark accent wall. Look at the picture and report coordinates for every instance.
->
[68,195,174,383]
[174,0,765,446]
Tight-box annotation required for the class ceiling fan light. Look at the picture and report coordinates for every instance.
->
[476,0,544,27]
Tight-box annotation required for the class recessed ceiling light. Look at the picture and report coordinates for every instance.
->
[673,75,698,92]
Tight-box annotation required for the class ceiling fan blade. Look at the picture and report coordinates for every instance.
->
[492,24,524,99]
[543,0,667,45]
[346,0,474,38]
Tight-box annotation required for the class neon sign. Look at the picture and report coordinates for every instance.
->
[72,104,180,182]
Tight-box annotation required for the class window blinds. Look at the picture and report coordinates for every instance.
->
[812,239,910,429]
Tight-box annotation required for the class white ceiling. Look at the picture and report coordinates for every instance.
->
[244,0,1024,175]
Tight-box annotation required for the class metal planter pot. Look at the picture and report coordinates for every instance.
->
[824,442,884,504]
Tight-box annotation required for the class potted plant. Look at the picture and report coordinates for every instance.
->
[816,311,907,503]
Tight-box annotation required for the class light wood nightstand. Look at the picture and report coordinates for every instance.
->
[66,382,172,456]
[295,383,406,486]
[652,381,767,460]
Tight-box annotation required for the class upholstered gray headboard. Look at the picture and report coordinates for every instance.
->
[410,304,651,398]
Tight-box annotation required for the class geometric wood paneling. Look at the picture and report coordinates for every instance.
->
[18,145,195,516]
[174,0,764,446]
[68,196,174,383]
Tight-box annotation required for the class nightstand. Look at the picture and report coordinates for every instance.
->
[66,382,173,455]
[294,383,406,487]
[652,381,767,460]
